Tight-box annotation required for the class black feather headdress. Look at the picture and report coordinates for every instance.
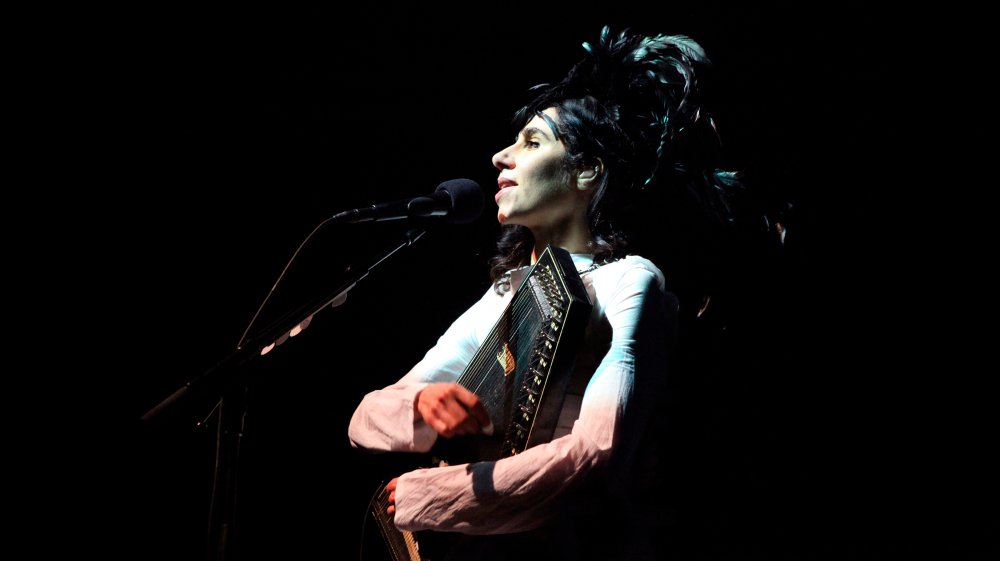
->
[492,25,751,286]
[519,26,716,188]
[516,26,737,226]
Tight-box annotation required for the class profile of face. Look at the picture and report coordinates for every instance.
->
[492,107,587,230]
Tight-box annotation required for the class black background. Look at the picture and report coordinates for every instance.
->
[58,4,988,560]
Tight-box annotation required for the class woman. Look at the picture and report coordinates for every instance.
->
[349,26,739,560]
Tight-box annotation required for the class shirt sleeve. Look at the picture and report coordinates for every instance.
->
[347,285,506,452]
[393,263,674,534]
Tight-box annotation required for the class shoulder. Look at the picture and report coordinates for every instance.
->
[596,255,666,291]
[589,255,679,326]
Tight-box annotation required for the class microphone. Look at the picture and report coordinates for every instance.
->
[330,179,484,224]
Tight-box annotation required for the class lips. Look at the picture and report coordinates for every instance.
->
[496,178,516,203]
[495,188,513,203]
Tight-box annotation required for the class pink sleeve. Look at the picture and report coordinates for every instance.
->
[347,380,437,452]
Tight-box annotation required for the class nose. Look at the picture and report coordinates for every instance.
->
[492,145,514,170]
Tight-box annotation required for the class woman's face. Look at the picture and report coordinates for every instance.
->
[491,108,577,229]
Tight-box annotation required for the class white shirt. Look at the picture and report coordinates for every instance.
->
[348,253,676,540]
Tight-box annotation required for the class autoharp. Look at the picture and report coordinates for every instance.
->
[368,245,592,561]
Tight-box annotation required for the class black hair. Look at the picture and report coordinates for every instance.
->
[489,27,742,289]
[489,96,635,284]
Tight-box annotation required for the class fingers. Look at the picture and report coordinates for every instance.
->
[452,386,492,429]
[445,387,483,436]
[422,396,464,437]
[454,411,483,437]
[386,477,397,516]
[417,383,490,437]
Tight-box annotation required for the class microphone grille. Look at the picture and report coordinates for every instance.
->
[436,178,484,224]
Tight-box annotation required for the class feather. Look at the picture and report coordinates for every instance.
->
[519,25,738,225]
[656,34,709,64]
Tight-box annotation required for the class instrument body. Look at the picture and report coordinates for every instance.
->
[369,245,593,560]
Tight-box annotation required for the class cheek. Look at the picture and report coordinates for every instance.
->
[527,157,568,190]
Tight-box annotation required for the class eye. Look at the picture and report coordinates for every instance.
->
[524,139,540,149]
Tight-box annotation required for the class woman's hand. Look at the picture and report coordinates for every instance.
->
[415,382,491,438]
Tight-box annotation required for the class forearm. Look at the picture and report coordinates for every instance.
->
[393,429,608,534]
[348,381,438,452]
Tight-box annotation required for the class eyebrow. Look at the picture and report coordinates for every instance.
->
[518,126,551,142]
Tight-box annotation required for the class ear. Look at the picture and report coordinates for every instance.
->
[576,159,603,190]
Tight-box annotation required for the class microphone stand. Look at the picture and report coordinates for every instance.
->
[142,227,427,561]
